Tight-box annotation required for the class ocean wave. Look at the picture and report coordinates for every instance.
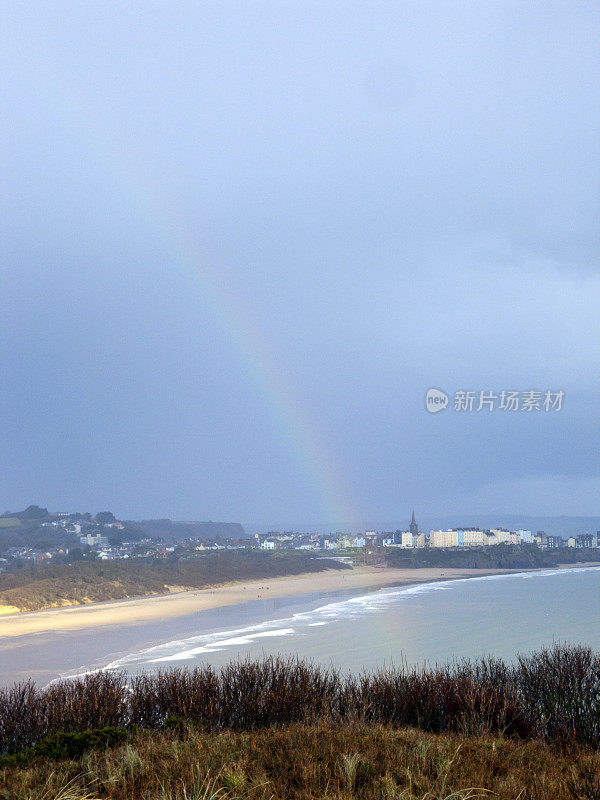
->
[56,565,600,680]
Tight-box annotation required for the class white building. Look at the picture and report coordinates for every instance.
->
[80,533,108,547]
[260,540,276,550]
[516,529,533,544]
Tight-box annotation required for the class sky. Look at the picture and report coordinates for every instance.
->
[1,1,599,531]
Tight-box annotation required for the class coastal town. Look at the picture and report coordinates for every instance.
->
[255,512,599,552]
[1,506,598,570]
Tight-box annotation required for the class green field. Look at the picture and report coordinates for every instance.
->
[0,518,21,528]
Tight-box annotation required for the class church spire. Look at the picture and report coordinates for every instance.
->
[409,510,418,535]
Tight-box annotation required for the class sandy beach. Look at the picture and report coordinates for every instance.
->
[0,564,553,638]
[2,562,600,687]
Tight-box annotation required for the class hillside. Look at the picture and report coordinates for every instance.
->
[135,519,247,542]
[0,551,347,613]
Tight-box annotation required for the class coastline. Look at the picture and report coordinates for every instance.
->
[2,562,597,639]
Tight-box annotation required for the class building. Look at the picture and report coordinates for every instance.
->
[365,531,384,547]
[429,528,506,548]
[546,535,563,549]
[413,531,426,548]
[430,529,461,548]
[534,531,548,548]
[337,536,353,548]
[487,528,512,545]
[409,511,418,536]
[576,534,595,548]
[79,534,109,547]
[260,540,276,550]
[460,528,487,546]
[401,531,413,548]
[516,529,533,544]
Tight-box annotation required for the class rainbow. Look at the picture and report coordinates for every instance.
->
[151,210,358,531]
[34,52,358,531]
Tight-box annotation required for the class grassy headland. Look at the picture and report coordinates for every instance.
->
[0,552,349,613]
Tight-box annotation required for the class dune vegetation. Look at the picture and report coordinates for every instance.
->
[2,721,600,800]
[2,645,600,798]
[0,551,348,613]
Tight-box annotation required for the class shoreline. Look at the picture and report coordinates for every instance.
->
[2,562,599,639]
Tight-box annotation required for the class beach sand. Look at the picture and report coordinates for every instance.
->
[0,565,545,638]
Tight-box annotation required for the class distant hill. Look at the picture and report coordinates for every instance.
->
[135,519,247,542]
[0,505,49,526]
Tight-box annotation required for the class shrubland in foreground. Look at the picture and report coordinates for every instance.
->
[2,644,600,798]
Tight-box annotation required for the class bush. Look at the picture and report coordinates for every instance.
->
[1,645,600,755]
[0,726,128,765]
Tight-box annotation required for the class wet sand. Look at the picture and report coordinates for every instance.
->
[0,565,555,638]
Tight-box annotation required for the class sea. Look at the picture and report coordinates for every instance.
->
[2,566,600,687]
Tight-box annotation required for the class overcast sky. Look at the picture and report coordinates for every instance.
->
[1,1,599,530]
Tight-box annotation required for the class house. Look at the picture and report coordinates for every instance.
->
[261,540,276,550]
[80,534,109,547]
[576,534,595,548]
